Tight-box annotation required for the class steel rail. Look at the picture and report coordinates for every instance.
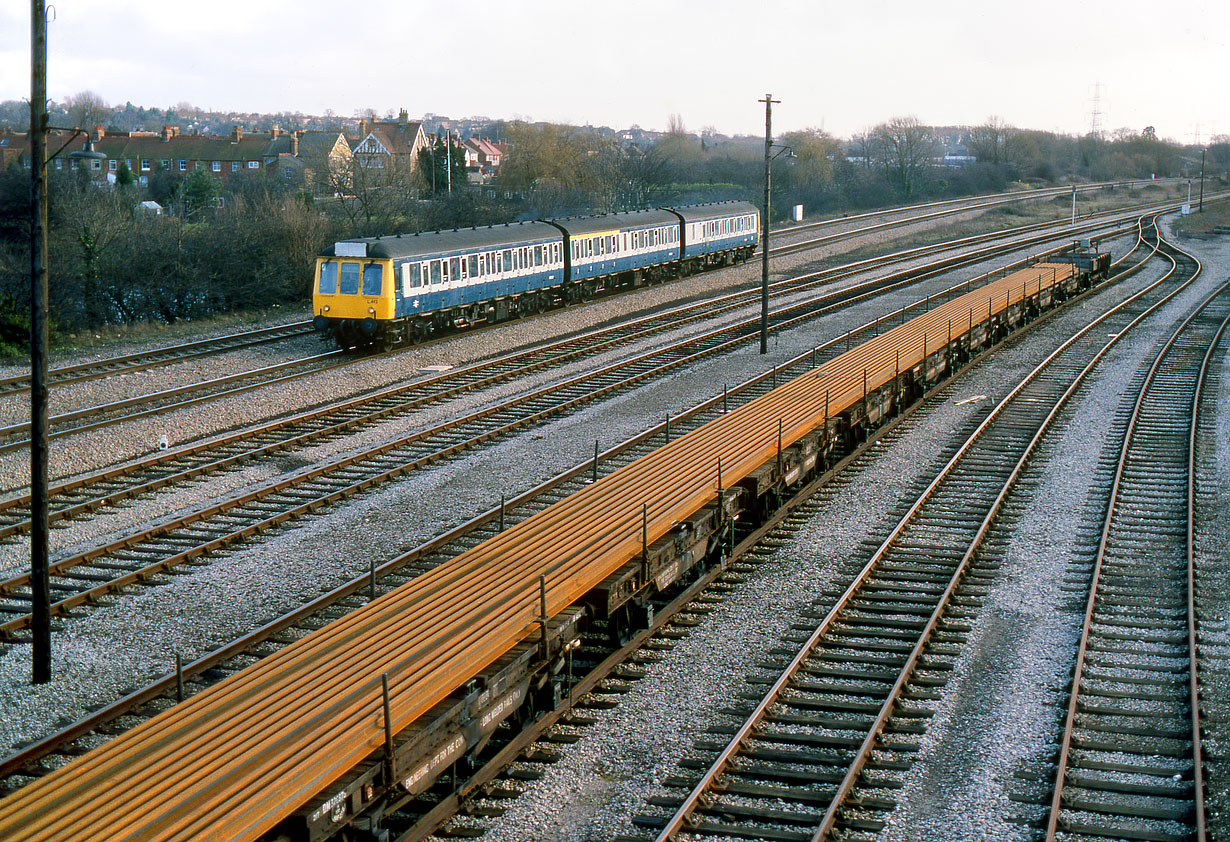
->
[1044,236,1212,841]
[1186,300,1225,842]
[0,243,1049,634]
[0,249,1122,842]
[0,320,315,396]
[0,197,1190,459]
[765,182,1160,259]
[0,217,1121,534]
[0,223,1151,796]
[763,178,1179,248]
[0,350,347,448]
[651,221,1199,841]
[0,211,1143,568]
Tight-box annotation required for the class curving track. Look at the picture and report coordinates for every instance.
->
[0,244,1124,841]
[1044,245,1217,841]
[634,228,1203,841]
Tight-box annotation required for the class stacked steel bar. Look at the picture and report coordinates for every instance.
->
[0,263,1075,842]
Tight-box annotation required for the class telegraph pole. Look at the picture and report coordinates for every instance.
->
[30,0,52,684]
[759,93,779,356]
[1199,148,1205,212]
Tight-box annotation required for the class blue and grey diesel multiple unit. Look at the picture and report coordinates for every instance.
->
[313,200,760,349]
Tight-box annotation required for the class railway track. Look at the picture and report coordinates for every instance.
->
[630,227,1200,841]
[0,227,1093,641]
[0,195,1190,455]
[766,178,1177,253]
[0,320,853,795]
[0,320,316,397]
[0,206,1152,543]
[0,225,1158,810]
[1042,245,1216,841]
[765,180,1175,259]
[0,219,1154,842]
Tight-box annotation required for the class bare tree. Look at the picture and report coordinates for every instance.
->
[966,116,1012,165]
[873,116,936,201]
[63,90,111,129]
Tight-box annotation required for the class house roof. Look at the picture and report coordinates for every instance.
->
[361,120,425,156]
[94,132,273,162]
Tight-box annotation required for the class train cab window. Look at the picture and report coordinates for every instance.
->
[339,262,360,295]
[318,262,338,294]
[468,255,479,277]
[362,264,383,296]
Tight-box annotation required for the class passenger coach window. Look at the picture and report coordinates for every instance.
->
[431,261,442,285]
[318,262,337,294]
[362,264,383,296]
[468,255,479,277]
[339,262,360,295]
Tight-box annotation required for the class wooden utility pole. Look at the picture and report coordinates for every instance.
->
[759,94,779,356]
[30,0,52,684]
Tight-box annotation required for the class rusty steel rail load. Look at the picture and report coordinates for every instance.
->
[0,257,1104,842]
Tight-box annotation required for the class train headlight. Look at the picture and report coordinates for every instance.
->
[323,305,330,313]
[368,306,376,315]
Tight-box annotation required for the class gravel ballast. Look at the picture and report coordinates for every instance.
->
[0,213,1186,842]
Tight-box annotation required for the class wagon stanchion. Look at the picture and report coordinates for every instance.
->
[369,558,376,603]
[592,441,599,484]
[381,673,396,784]
[499,495,506,532]
[641,504,649,582]
[777,419,783,476]
[175,653,184,703]
[538,574,549,658]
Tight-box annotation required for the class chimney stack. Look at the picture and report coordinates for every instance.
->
[271,124,280,138]
[291,131,300,157]
[93,125,105,141]
[231,125,243,143]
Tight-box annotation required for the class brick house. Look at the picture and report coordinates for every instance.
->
[351,110,429,174]
[460,136,505,183]
[9,125,351,194]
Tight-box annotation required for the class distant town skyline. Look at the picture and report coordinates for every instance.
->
[1,0,1224,144]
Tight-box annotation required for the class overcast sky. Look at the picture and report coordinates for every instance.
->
[0,0,1224,142]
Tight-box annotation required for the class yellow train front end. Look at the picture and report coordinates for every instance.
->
[312,244,396,349]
